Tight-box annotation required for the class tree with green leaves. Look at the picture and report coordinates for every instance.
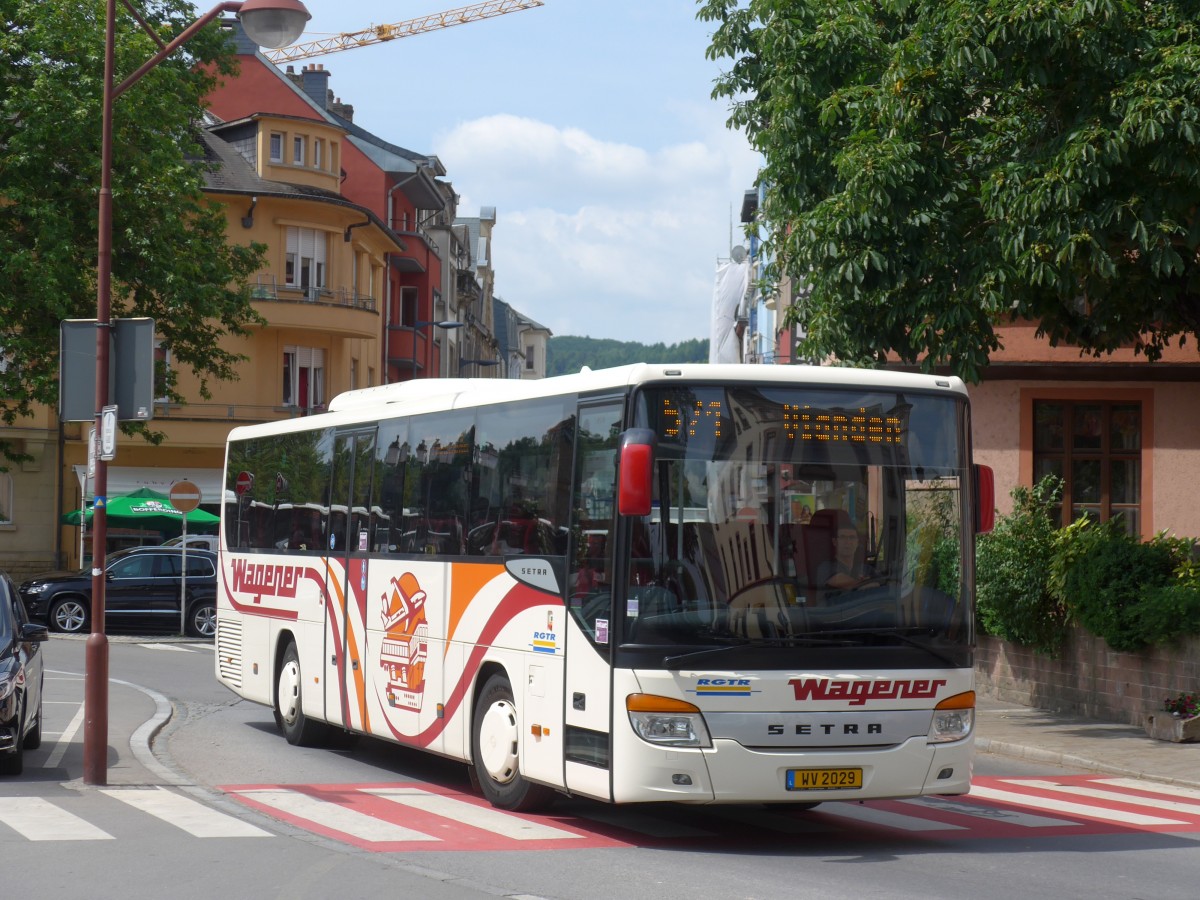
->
[0,0,265,454]
[699,0,1200,382]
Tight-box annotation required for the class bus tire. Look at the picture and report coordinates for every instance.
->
[274,642,329,747]
[471,673,556,812]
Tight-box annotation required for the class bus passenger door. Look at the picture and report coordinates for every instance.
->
[563,400,623,801]
[325,428,376,732]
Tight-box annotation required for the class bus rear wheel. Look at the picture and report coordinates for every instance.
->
[471,673,555,812]
[274,642,329,747]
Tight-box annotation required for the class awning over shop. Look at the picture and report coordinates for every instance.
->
[72,466,223,504]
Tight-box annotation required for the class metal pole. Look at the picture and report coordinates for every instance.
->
[82,0,255,786]
[179,515,188,636]
[84,0,117,787]
[410,321,421,380]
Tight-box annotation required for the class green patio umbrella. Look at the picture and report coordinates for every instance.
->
[61,487,219,532]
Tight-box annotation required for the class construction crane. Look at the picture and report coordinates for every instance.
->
[264,0,545,64]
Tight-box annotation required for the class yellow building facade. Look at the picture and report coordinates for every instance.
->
[3,115,404,576]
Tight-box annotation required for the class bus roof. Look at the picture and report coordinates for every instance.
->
[228,364,967,442]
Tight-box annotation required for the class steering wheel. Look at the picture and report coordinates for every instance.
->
[849,575,888,591]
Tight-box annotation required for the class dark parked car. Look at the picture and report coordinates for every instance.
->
[19,546,219,638]
[2,569,48,776]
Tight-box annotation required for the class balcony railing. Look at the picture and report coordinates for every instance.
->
[250,278,377,312]
[152,401,327,422]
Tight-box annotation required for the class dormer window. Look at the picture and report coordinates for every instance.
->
[270,132,283,163]
[313,138,324,170]
[293,135,305,166]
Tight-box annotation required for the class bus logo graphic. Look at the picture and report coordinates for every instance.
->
[691,677,755,697]
[789,677,947,706]
[531,630,557,654]
[379,572,428,711]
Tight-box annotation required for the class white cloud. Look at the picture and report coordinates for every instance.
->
[438,115,760,343]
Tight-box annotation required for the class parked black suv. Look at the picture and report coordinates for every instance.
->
[2,569,48,775]
[19,546,219,638]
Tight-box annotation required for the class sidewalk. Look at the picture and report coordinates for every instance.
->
[975,697,1200,790]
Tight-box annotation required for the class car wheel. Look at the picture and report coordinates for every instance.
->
[49,597,89,634]
[187,600,217,638]
[0,700,24,776]
[470,673,556,811]
[273,642,329,747]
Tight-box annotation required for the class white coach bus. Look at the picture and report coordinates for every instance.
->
[214,363,994,810]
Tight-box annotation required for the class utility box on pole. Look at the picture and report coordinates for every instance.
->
[59,318,155,422]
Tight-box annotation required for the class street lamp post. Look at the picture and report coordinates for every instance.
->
[409,320,464,379]
[459,358,501,377]
[85,0,310,787]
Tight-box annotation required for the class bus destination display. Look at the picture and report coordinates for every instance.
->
[661,397,904,445]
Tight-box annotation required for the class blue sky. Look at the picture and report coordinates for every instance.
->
[288,0,761,343]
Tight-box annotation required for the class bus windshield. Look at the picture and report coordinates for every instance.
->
[623,384,972,661]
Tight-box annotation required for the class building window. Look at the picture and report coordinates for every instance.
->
[292,135,305,166]
[154,343,171,402]
[1033,400,1142,534]
[525,345,535,371]
[350,357,359,391]
[283,346,325,410]
[313,138,323,170]
[400,287,418,327]
[285,226,328,298]
[269,132,283,163]
[0,473,12,524]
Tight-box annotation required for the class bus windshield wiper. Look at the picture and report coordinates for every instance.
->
[811,626,961,668]
[662,636,851,670]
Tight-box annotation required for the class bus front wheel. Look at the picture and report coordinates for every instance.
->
[471,673,555,812]
[274,642,329,747]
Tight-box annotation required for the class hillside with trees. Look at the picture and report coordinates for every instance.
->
[546,336,709,376]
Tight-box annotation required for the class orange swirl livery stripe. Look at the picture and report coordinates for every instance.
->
[376,579,550,748]
[321,558,371,734]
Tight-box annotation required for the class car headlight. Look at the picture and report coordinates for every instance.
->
[21,583,48,594]
[627,694,712,748]
[0,670,16,703]
[929,691,975,743]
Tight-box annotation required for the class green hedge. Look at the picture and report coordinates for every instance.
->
[975,477,1069,656]
[975,476,1200,655]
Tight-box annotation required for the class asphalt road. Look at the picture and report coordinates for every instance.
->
[3,635,1197,900]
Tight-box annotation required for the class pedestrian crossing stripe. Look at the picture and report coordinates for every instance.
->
[5,776,1200,848]
[101,787,271,838]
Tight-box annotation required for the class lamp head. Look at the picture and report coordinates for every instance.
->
[238,0,311,49]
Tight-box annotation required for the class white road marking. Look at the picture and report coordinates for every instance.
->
[968,784,1187,826]
[43,702,84,768]
[1094,778,1200,805]
[904,796,1076,827]
[234,789,439,842]
[101,788,271,838]
[819,803,966,831]
[366,787,582,840]
[1001,779,1200,817]
[0,797,112,841]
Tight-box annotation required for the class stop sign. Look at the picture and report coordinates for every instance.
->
[235,471,254,496]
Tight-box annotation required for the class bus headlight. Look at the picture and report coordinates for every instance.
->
[626,694,712,748]
[929,691,975,743]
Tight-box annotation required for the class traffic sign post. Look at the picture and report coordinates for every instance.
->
[170,481,201,636]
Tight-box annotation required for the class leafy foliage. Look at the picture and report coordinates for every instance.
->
[0,1,265,452]
[1061,523,1200,650]
[546,336,709,376]
[975,476,1069,656]
[699,0,1200,382]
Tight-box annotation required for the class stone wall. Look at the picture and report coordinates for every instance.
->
[975,627,1200,726]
